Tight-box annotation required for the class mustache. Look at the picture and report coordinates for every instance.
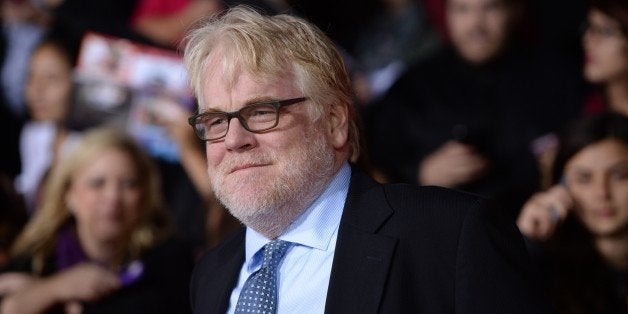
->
[216,153,278,174]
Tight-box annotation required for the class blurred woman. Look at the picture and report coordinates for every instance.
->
[14,36,82,212]
[0,128,193,314]
[517,112,628,313]
[581,0,628,117]
[534,0,628,189]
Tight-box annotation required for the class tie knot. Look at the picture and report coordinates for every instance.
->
[261,239,292,269]
[235,239,292,313]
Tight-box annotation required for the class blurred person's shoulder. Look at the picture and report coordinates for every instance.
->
[368,46,455,116]
[393,46,458,90]
[144,236,195,267]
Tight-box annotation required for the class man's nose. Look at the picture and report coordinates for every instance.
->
[224,118,256,152]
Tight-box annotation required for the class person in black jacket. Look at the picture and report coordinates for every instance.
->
[184,6,548,313]
[364,0,584,217]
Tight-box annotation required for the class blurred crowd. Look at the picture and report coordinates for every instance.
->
[0,0,626,313]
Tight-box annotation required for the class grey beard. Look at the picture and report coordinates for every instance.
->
[211,128,336,239]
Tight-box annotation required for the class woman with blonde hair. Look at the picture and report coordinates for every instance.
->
[0,127,193,314]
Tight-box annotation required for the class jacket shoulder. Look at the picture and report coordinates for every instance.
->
[383,184,491,217]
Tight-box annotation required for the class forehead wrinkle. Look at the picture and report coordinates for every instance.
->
[213,76,300,111]
[201,50,239,111]
[201,43,302,114]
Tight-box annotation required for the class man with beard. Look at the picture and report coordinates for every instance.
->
[184,6,548,314]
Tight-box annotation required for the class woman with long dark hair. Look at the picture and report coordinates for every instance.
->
[518,112,628,313]
[581,0,628,117]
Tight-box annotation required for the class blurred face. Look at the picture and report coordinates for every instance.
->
[564,139,628,238]
[25,44,73,122]
[66,149,143,246]
[201,50,337,230]
[447,0,512,64]
[582,9,628,84]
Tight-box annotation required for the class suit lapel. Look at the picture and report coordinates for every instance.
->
[325,168,397,314]
[197,228,245,314]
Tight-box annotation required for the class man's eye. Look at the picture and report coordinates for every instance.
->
[250,109,274,116]
[208,116,227,127]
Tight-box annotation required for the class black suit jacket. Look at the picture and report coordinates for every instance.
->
[190,168,549,313]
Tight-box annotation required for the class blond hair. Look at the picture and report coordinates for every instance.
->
[11,128,171,274]
[183,6,360,162]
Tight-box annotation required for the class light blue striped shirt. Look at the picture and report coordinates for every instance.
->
[226,162,351,314]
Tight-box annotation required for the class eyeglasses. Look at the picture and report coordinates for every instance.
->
[188,97,308,141]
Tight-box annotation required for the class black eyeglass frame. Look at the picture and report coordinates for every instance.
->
[188,97,309,141]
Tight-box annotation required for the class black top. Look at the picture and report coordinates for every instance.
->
[2,236,193,314]
[363,45,584,217]
[525,217,628,314]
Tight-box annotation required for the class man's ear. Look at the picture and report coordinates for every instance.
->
[326,103,349,150]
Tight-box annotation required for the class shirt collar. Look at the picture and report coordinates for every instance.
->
[244,162,351,270]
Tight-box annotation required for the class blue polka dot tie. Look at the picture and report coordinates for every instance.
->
[235,240,292,314]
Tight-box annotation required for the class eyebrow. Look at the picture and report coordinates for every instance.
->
[569,160,628,173]
[610,160,628,170]
[203,96,283,113]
